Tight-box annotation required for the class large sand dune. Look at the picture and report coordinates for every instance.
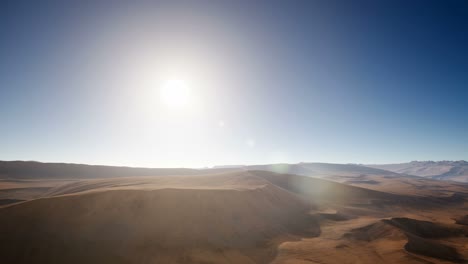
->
[0,172,323,263]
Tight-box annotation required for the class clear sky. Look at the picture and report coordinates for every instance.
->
[1,0,467,167]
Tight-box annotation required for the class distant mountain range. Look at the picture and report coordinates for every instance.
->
[368,161,468,183]
[0,160,234,179]
[1,160,467,183]
[0,161,395,180]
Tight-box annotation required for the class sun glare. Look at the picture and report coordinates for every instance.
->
[160,79,191,108]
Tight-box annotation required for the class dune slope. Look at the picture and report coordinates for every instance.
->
[0,173,320,264]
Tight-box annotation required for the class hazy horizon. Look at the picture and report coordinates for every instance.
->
[1,0,467,167]
[1,158,467,170]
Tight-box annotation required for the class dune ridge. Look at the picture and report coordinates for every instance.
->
[0,173,321,264]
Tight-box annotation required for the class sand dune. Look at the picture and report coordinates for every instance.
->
[1,165,467,264]
[369,161,468,183]
[245,162,399,178]
[404,233,463,263]
[345,218,467,263]
[385,218,467,238]
[0,160,234,180]
[454,215,468,226]
[274,215,468,264]
[245,162,468,198]
[0,179,80,207]
[0,172,321,263]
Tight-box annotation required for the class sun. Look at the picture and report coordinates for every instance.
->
[160,79,191,108]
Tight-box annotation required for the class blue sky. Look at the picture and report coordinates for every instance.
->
[1,0,467,167]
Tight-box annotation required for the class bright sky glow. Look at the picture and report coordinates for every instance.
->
[0,1,467,168]
[160,80,191,108]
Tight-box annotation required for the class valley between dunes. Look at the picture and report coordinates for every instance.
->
[0,164,467,264]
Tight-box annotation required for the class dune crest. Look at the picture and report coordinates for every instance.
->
[0,173,320,264]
